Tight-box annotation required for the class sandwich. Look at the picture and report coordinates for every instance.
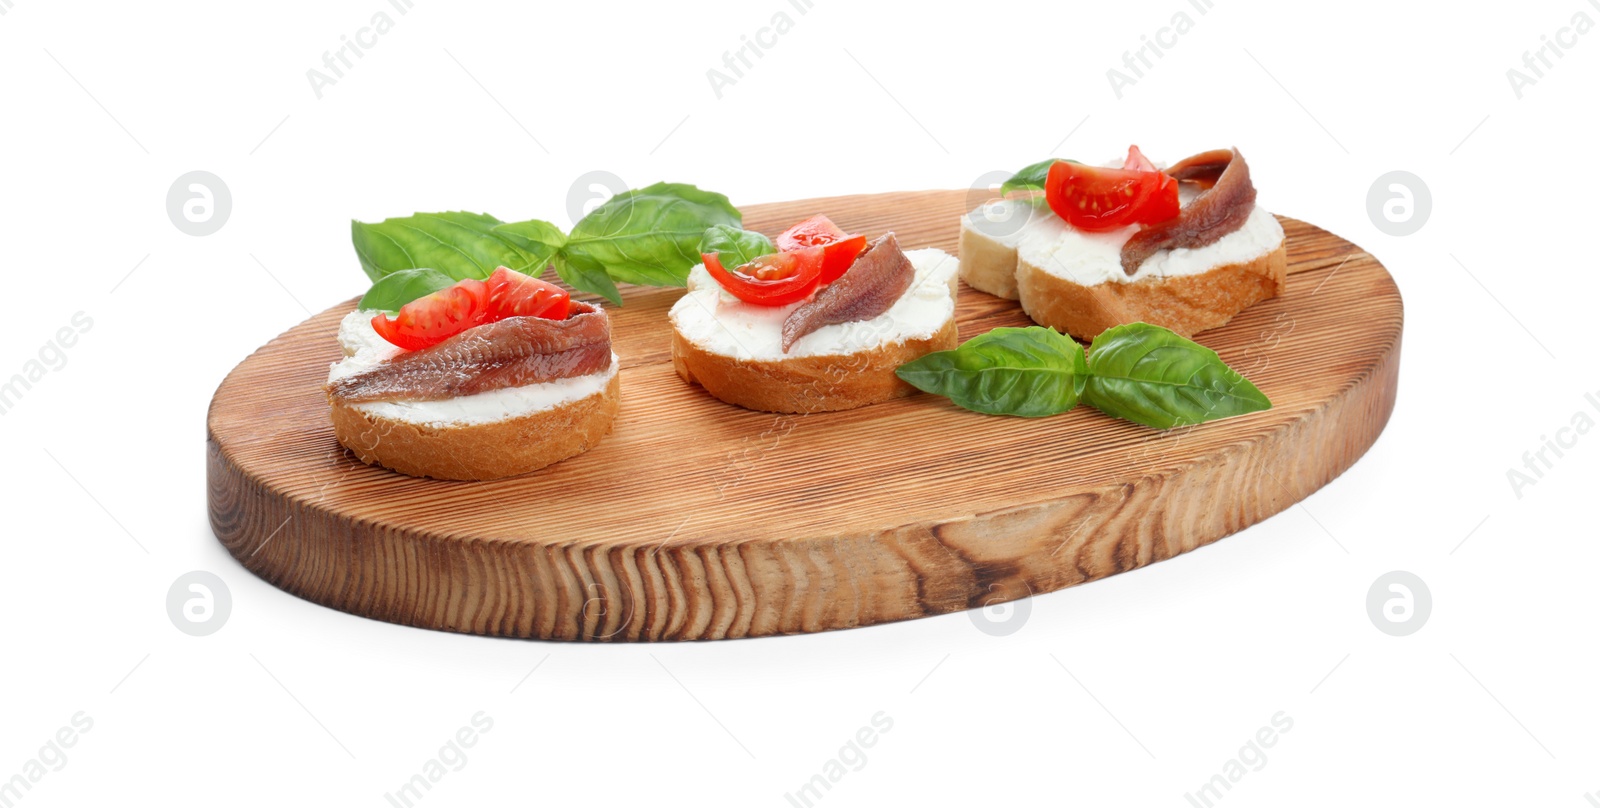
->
[960,146,1286,339]
[670,215,960,413]
[325,267,619,481]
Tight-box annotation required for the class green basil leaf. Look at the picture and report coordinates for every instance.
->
[491,218,622,305]
[896,326,1087,417]
[563,182,742,288]
[698,224,774,270]
[490,219,566,271]
[999,158,1078,198]
[552,252,623,307]
[357,268,457,313]
[1081,323,1272,429]
[351,211,538,282]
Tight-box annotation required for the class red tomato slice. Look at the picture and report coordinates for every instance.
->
[1142,171,1181,223]
[1045,159,1180,232]
[775,214,847,251]
[775,215,868,284]
[486,266,569,321]
[702,247,825,306]
[371,278,491,351]
[1120,145,1180,222]
[815,233,866,284]
[1122,144,1158,172]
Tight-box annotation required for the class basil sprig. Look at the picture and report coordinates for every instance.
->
[895,327,1086,417]
[491,218,614,304]
[697,225,775,270]
[350,182,741,308]
[896,323,1270,429]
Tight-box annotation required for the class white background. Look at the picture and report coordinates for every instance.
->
[1,0,1596,805]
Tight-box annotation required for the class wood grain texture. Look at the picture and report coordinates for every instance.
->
[206,190,1403,641]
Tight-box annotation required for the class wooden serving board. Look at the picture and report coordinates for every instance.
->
[207,191,1402,642]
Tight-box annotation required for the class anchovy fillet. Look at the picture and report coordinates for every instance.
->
[1120,148,1257,276]
[329,302,611,403]
[781,233,914,353]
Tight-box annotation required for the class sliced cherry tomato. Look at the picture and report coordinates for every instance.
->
[702,246,825,306]
[1122,144,1159,173]
[775,214,868,284]
[1045,157,1180,232]
[1119,144,1181,222]
[1137,169,1181,223]
[371,278,491,351]
[486,266,569,321]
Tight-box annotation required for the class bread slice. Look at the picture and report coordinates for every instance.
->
[1018,238,1287,339]
[961,164,1289,338]
[329,372,619,481]
[672,320,956,413]
[958,213,1023,299]
[669,247,961,413]
[963,193,1286,339]
[325,309,620,481]
[957,199,1067,300]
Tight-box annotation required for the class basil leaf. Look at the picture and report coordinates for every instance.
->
[552,252,623,307]
[357,268,456,313]
[698,224,774,270]
[1081,323,1271,429]
[351,211,538,282]
[896,327,1087,417]
[490,219,566,270]
[563,182,742,288]
[489,217,629,305]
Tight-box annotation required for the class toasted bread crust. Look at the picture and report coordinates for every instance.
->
[671,319,959,413]
[328,372,620,481]
[957,220,1023,300]
[1016,240,1287,339]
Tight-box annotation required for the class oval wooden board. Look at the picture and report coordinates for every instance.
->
[207,190,1402,642]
